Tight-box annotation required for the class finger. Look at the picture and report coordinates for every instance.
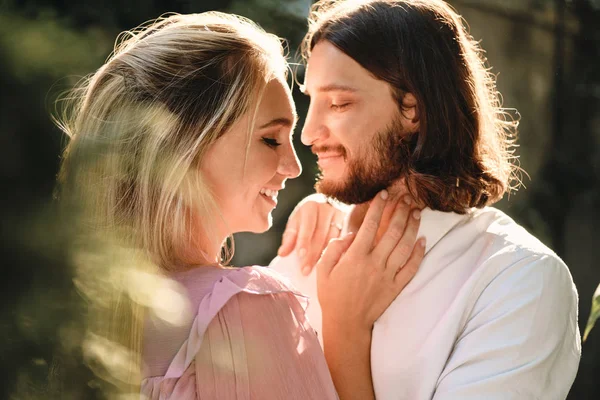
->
[325,218,344,243]
[295,202,318,264]
[302,208,335,276]
[318,217,345,275]
[385,208,422,279]
[372,196,411,257]
[277,218,299,256]
[393,237,426,290]
[351,190,389,254]
[316,233,356,283]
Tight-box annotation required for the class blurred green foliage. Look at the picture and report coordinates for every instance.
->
[584,284,600,341]
[0,10,111,81]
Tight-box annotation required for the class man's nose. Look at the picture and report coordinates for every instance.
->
[301,104,327,146]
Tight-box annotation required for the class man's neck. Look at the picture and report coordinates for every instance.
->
[345,180,416,240]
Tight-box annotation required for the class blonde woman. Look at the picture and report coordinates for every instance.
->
[55,12,424,399]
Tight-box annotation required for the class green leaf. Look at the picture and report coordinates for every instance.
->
[584,283,600,342]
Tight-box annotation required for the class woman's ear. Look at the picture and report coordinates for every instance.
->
[400,93,419,134]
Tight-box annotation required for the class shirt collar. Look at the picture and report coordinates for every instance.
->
[417,208,472,254]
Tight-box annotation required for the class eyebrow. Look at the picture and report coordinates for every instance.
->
[258,116,297,130]
[301,83,359,96]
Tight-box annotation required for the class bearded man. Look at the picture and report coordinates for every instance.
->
[270,1,581,399]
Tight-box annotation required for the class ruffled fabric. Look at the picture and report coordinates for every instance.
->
[141,266,337,400]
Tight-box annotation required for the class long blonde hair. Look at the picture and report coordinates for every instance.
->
[54,12,287,396]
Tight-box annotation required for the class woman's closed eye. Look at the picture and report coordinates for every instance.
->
[262,137,281,148]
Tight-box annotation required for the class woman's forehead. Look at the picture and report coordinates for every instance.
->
[255,79,297,127]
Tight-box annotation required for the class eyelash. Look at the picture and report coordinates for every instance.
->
[331,103,350,111]
[262,137,281,148]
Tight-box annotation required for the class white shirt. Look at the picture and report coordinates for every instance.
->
[270,206,581,400]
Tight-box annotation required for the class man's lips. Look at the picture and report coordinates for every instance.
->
[316,153,344,168]
[316,152,344,160]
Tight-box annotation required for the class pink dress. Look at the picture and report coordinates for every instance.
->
[141,265,338,399]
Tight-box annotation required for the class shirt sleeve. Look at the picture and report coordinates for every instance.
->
[433,254,581,400]
[193,291,338,400]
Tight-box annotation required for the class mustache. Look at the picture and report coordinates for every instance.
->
[311,144,347,156]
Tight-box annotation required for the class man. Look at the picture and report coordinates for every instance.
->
[270,0,581,399]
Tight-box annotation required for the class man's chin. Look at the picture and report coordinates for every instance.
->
[315,176,383,205]
[314,177,341,197]
[315,178,355,204]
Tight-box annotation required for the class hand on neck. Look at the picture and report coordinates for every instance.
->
[345,179,419,241]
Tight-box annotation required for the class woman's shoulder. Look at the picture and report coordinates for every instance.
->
[168,265,300,298]
[168,265,308,326]
[146,265,310,382]
[142,265,333,398]
[198,265,308,314]
[229,265,304,297]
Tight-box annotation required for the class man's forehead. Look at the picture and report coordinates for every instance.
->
[302,63,362,95]
[300,81,359,95]
[303,41,372,94]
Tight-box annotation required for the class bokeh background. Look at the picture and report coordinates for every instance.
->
[1,0,598,398]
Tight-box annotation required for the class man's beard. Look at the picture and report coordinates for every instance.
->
[315,117,413,204]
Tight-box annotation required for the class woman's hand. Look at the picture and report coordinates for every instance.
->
[277,193,349,276]
[315,190,424,400]
[317,190,424,332]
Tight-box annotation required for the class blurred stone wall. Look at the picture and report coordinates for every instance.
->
[451,2,600,398]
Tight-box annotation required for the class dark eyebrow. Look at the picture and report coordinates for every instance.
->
[258,117,296,130]
[301,83,359,96]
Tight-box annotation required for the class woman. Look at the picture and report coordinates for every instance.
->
[55,12,424,399]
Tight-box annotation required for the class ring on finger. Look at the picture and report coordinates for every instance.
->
[330,222,343,231]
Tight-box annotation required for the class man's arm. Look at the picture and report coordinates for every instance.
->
[434,254,581,400]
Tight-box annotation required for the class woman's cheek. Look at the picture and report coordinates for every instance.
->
[244,147,275,182]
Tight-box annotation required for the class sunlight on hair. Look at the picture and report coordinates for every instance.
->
[126,269,191,327]
[83,332,140,386]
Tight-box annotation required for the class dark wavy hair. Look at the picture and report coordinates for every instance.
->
[302,0,521,213]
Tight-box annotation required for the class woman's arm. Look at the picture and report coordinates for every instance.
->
[316,191,425,399]
[322,323,375,399]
